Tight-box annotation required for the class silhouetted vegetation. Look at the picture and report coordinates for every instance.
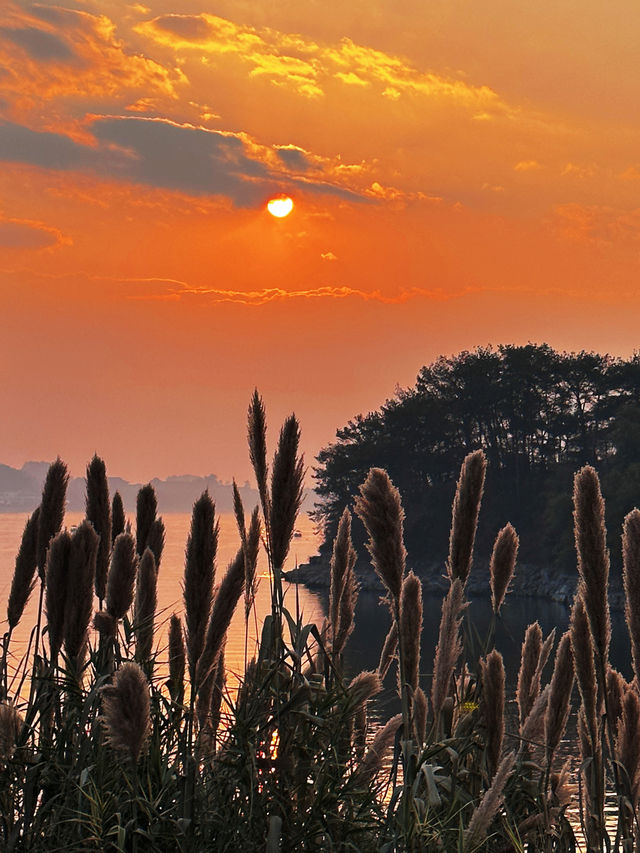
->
[4,395,640,850]
[314,344,640,574]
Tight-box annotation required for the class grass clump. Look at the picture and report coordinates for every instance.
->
[3,398,640,851]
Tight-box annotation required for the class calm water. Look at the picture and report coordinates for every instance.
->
[0,511,325,689]
[0,510,633,693]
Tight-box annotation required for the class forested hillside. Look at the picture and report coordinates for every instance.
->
[313,344,640,574]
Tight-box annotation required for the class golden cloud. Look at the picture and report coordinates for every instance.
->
[136,12,509,114]
[0,2,184,123]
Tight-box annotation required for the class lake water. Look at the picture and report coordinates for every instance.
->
[0,510,633,696]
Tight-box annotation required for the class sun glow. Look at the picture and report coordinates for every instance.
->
[267,196,294,218]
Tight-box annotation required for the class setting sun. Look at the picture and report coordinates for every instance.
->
[267,196,294,218]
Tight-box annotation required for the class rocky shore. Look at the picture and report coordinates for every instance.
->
[285,554,627,612]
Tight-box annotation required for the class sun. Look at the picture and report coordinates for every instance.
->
[267,196,294,218]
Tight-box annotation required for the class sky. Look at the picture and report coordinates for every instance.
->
[1,0,640,484]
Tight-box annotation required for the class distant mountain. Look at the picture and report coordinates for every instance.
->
[0,462,314,514]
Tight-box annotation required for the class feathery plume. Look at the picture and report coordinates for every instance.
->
[327,508,358,662]
[545,632,574,763]
[135,484,157,557]
[378,621,398,680]
[106,532,137,621]
[45,530,71,659]
[490,523,518,613]
[168,613,185,704]
[606,667,626,735]
[623,509,640,686]
[85,455,111,602]
[248,390,269,518]
[232,479,247,545]
[7,507,40,630]
[101,662,150,762]
[134,548,157,664]
[196,548,245,694]
[517,622,543,727]
[463,751,516,852]
[573,465,611,666]
[111,491,125,544]
[244,506,261,619]
[355,468,406,608]
[93,610,116,637]
[480,649,505,781]
[37,459,69,580]
[399,571,422,698]
[64,520,98,668]
[413,687,428,745]
[616,687,640,802]
[270,414,304,570]
[447,450,486,586]
[0,702,23,761]
[348,670,382,713]
[146,517,165,572]
[183,492,218,684]
[432,578,466,724]
[358,713,402,784]
[520,684,550,745]
[571,588,598,748]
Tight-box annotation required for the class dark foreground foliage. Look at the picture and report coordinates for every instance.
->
[1,395,640,851]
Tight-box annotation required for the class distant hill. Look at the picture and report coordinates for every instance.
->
[0,462,314,515]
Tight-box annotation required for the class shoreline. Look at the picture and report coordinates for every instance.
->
[285,554,627,612]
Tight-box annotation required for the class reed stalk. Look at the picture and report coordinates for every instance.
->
[86,454,111,605]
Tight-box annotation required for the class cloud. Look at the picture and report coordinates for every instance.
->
[136,12,510,115]
[0,116,364,206]
[0,2,183,121]
[105,276,487,305]
[321,251,337,261]
[275,145,310,171]
[0,26,75,61]
[514,160,541,171]
[551,203,640,246]
[0,217,65,249]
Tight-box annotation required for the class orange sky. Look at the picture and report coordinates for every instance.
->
[1,0,640,484]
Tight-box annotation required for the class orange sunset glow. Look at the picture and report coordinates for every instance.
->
[1,1,640,483]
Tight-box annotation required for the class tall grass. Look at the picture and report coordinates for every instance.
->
[1,400,640,851]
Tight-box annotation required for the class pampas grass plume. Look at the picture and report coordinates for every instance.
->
[431,578,466,724]
[623,508,640,685]
[270,414,304,570]
[111,491,125,545]
[196,548,245,694]
[573,465,611,666]
[480,649,505,781]
[545,631,574,763]
[86,454,111,602]
[378,621,398,680]
[348,670,382,713]
[168,613,185,704]
[248,390,269,517]
[330,508,358,658]
[101,662,151,762]
[413,686,428,745]
[359,713,402,783]
[64,520,98,667]
[490,523,518,613]
[106,532,137,621]
[616,687,640,802]
[37,458,69,580]
[147,517,165,572]
[0,702,23,761]
[463,751,515,852]
[45,530,71,659]
[244,506,261,619]
[135,484,157,557]
[354,468,406,607]
[184,491,218,684]
[571,587,598,746]
[517,622,543,727]
[399,571,422,697]
[134,547,157,663]
[7,506,40,631]
[447,450,486,586]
